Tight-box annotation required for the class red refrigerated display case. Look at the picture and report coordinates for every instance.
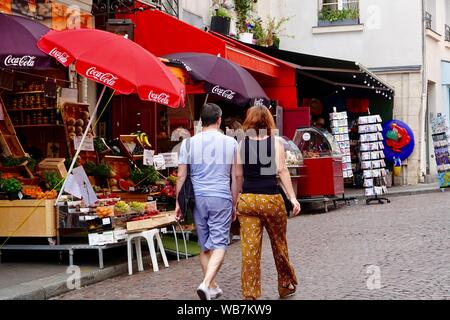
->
[293,127,344,198]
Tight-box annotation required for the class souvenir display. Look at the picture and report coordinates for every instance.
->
[330,110,353,178]
[358,115,389,203]
[431,114,450,188]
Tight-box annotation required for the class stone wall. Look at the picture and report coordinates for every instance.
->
[377,71,423,185]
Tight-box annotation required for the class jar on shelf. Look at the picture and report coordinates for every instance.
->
[37,111,43,124]
[43,110,49,124]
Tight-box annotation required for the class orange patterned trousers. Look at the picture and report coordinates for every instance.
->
[237,193,298,299]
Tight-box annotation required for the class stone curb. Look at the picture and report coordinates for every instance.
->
[0,257,151,300]
[351,186,441,201]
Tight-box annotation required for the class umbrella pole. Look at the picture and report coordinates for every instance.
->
[55,86,107,205]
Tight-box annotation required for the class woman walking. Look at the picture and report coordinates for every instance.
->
[236,105,301,300]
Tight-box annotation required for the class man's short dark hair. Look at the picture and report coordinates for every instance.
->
[201,103,222,127]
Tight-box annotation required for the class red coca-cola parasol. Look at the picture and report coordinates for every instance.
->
[37,29,185,107]
[37,29,185,203]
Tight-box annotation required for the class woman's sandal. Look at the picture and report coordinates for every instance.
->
[279,283,297,299]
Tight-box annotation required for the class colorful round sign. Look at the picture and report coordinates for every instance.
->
[382,120,415,162]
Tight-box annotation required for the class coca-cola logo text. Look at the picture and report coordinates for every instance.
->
[253,98,265,107]
[148,91,170,105]
[211,85,235,100]
[49,48,69,64]
[86,67,118,86]
[4,55,36,67]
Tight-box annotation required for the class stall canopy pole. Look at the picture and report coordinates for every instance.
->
[55,85,107,204]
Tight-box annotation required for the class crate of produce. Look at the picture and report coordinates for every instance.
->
[38,158,67,178]
[126,210,176,232]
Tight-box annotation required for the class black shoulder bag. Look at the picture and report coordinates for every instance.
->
[177,138,195,221]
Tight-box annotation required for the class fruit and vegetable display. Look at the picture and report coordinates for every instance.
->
[129,201,146,213]
[114,201,131,215]
[0,178,23,193]
[96,206,114,218]
[132,131,152,149]
[21,186,57,199]
[129,209,160,221]
[129,166,159,187]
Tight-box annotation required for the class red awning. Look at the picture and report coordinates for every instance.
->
[128,9,298,109]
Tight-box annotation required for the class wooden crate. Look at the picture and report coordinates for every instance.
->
[118,135,144,161]
[38,158,67,178]
[126,211,176,232]
[0,199,56,237]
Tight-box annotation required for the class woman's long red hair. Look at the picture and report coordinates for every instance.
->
[242,106,276,136]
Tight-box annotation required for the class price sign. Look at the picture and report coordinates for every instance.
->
[160,152,178,168]
[143,149,155,166]
[153,154,166,170]
[73,136,95,151]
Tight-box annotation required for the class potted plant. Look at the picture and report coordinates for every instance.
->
[235,0,256,42]
[318,8,359,26]
[210,1,232,35]
[253,16,293,49]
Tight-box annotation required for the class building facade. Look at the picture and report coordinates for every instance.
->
[254,0,450,185]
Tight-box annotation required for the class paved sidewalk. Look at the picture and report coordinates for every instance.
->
[0,182,445,300]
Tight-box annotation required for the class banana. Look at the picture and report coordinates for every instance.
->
[135,132,143,145]
[143,134,152,148]
[139,132,146,147]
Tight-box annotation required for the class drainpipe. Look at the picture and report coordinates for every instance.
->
[419,0,428,183]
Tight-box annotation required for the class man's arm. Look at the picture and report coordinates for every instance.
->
[175,139,189,220]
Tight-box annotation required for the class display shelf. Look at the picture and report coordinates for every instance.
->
[330,110,353,178]
[12,90,45,95]
[6,107,58,112]
[15,124,65,128]
[358,114,389,204]
[431,114,450,188]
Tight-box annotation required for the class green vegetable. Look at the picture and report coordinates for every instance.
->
[1,178,22,193]
[130,166,159,186]
[83,161,112,177]
[94,137,108,153]
[1,156,37,170]
[44,172,63,192]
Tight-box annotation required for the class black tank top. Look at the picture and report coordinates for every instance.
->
[241,136,278,195]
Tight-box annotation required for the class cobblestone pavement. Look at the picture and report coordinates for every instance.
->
[56,192,450,300]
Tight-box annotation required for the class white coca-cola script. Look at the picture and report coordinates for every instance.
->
[148,91,170,105]
[49,48,69,64]
[253,98,265,106]
[86,67,118,86]
[4,55,36,67]
[211,85,235,100]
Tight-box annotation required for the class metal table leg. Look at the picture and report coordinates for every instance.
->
[172,225,180,261]
[98,248,104,269]
[69,249,74,267]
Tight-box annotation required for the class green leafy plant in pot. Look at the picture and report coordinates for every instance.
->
[211,0,232,35]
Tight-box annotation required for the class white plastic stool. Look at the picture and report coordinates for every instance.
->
[127,229,169,275]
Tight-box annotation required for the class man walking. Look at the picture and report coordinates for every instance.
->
[176,103,240,300]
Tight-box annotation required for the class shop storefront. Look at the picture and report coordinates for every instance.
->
[103,9,302,154]
[249,45,396,200]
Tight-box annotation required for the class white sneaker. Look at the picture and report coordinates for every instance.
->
[197,283,211,300]
[209,286,223,299]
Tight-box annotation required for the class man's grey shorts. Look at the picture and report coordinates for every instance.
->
[193,196,233,251]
